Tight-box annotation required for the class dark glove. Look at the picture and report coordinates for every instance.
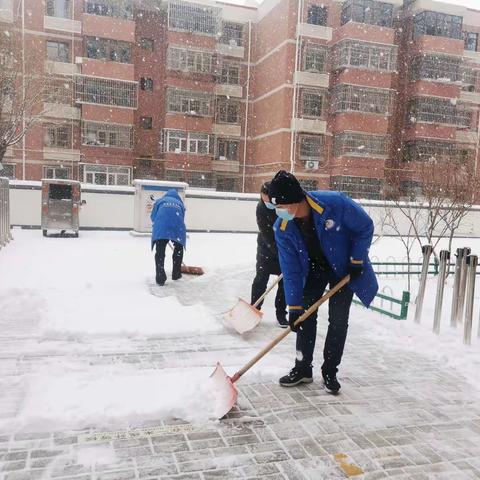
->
[348,264,363,280]
[288,311,303,332]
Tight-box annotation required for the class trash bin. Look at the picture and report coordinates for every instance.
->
[41,179,81,237]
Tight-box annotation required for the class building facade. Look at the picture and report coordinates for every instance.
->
[0,0,479,198]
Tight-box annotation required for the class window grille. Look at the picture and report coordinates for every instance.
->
[302,90,325,118]
[307,5,327,26]
[44,124,71,148]
[165,169,214,188]
[330,175,383,199]
[403,140,475,163]
[331,84,394,115]
[303,44,328,73]
[410,54,461,82]
[85,0,133,20]
[341,0,393,27]
[407,97,472,128]
[413,11,462,40]
[216,177,237,191]
[333,132,389,157]
[216,138,239,160]
[464,32,479,52]
[139,38,154,51]
[0,163,15,179]
[167,88,212,116]
[299,179,318,190]
[82,121,133,149]
[47,41,70,63]
[75,76,137,108]
[219,22,244,47]
[163,129,211,155]
[168,0,220,36]
[43,166,71,179]
[44,78,73,104]
[167,46,213,74]
[218,62,240,85]
[85,37,132,64]
[81,163,132,185]
[331,40,397,72]
[299,135,325,161]
[46,0,72,18]
[216,98,239,124]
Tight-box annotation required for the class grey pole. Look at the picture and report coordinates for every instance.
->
[450,248,464,327]
[433,250,450,335]
[464,255,478,345]
[414,244,433,324]
[455,247,471,326]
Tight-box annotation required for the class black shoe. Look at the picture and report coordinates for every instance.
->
[156,268,167,286]
[172,270,182,281]
[276,316,288,329]
[323,371,341,394]
[279,367,313,387]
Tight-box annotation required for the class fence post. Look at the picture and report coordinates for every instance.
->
[455,247,471,326]
[0,177,11,249]
[414,245,433,324]
[400,291,410,320]
[451,248,466,328]
[464,255,477,346]
[433,250,450,335]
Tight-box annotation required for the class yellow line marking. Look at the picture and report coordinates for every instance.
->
[334,453,364,477]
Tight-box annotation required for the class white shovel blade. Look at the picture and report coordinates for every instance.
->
[224,298,263,334]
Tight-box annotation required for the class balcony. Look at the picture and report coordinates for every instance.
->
[212,124,241,137]
[45,61,80,76]
[291,118,327,134]
[0,0,13,23]
[214,84,243,98]
[43,103,80,120]
[460,90,480,105]
[43,148,81,162]
[44,16,82,33]
[212,159,240,173]
[297,23,332,41]
[294,71,330,89]
[216,43,244,59]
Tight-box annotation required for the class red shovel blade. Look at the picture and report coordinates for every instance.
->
[224,298,263,334]
[209,362,238,419]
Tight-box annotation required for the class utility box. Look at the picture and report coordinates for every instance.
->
[41,179,81,237]
[132,180,188,234]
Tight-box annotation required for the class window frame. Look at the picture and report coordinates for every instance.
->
[44,124,72,149]
[301,90,325,118]
[46,40,70,63]
[306,4,328,27]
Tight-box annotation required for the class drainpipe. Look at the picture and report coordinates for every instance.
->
[21,0,26,180]
[242,20,252,193]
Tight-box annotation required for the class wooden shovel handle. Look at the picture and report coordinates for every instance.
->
[231,275,350,383]
[252,274,284,308]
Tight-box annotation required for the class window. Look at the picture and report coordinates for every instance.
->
[299,179,318,190]
[168,0,220,35]
[167,46,213,74]
[216,177,237,191]
[43,166,71,179]
[85,37,132,64]
[407,97,472,128]
[44,124,71,148]
[217,138,239,161]
[85,0,133,20]
[304,44,328,73]
[333,132,389,158]
[81,163,132,186]
[413,11,462,40]
[331,84,394,115]
[464,32,479,52]
[302,90,324,118]
[82,121,133,149]
[410,54,461,82]
[299,135,324,162]
[75,76,138,108]
[167,88,212,116]
[330,175,383,199]
[163,130,211,155]
[44,79,73,104]
[220,22,244,47]
[140,77,153,91]
[140,38,154,51]
[47,41,70,63]
[140,116,152,129]
[0,163,15,179]
[341,0,393,28]
[218,63,240,85]
[403,140,475,163]
[216,99,239,124]
[46,0,72,18]
[307,5,327,26]
[332,40,397,72]
[165,170,214,188]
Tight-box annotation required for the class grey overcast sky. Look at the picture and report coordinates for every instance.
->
[447,0,479,8]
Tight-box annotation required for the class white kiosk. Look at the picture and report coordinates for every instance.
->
[132,180,188,234]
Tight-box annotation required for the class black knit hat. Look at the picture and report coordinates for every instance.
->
[268,170,305,205]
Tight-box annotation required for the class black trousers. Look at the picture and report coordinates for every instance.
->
[251,266,286,320]
[154,240,183,276]
[296,270,354,375]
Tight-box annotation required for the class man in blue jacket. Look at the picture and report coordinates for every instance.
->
[150,189,186,286]
[269,171,378,393]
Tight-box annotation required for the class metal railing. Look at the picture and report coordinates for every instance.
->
[352,287,410,320]
[0,177,12,250]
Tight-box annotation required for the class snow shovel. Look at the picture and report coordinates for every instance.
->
[211,275,350,418]
[224,274,283,334]
[168,242,204,276]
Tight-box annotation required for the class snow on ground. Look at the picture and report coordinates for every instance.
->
[1,229,480,433]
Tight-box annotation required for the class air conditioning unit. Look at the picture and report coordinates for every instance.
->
[219,155,226,161]
[305,160,319,170]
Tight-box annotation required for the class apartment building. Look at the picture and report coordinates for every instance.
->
[0,0,479,198]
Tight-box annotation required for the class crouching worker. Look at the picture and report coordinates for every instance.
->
[151,189,186,286]
[269,170,378,393]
